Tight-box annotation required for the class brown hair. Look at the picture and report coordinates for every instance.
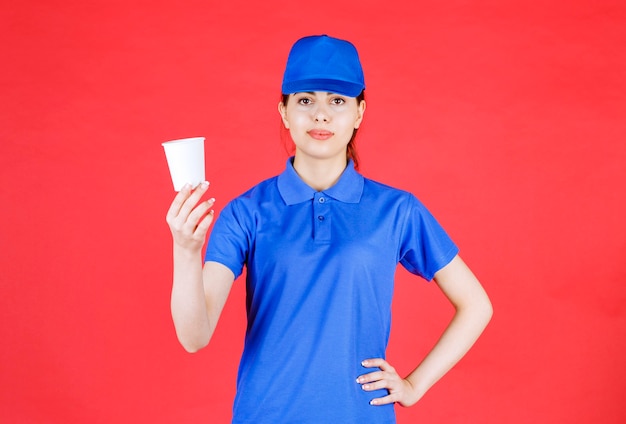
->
[280,91,366,170]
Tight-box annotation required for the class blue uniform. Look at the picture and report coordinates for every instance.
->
[205,158,458,423]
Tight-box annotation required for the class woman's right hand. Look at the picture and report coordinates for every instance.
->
[165,181,215,252]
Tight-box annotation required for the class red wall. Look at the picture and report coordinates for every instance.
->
[1,1,625,422]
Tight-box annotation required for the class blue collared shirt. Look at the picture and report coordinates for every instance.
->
[205,158,458,424]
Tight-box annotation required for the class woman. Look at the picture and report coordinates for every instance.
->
[167,34,492,423]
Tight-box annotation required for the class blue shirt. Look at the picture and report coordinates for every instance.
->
[205,158,458,424]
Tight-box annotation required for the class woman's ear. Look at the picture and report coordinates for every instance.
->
[354,99,366,129]
[278,101,289,129]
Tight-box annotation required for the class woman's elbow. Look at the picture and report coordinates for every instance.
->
[180,339,208,353]
[176,331,210,353]
[478,293,494,326]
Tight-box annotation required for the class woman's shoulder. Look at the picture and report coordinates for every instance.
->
[361,176,435,218]
[239,175,279,198]
[226,175,280,209]
[362,176,416,201]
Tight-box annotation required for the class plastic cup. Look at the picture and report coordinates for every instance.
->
[162,137,206,191]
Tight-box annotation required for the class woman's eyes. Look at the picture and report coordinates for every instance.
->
[296,97,346,105]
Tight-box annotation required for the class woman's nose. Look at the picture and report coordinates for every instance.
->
[313,104,330,122]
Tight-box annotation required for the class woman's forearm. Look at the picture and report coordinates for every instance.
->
[170,246,211,353]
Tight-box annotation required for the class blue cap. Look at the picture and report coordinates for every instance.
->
[281,35,365,97]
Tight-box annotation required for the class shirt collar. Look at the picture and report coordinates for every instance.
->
[277,157,364,205]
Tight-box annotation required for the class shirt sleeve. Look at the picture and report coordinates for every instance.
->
[204,199,249,279]
[398,195,459,281]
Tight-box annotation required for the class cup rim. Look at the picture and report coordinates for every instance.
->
[162,136,205,146]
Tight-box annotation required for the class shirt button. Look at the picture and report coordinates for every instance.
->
[318,197,325,203]
[318,215,325,221]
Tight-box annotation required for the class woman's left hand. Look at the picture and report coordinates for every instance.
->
[357,358,420,407]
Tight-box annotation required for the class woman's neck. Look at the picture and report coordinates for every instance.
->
[292,155,347,192]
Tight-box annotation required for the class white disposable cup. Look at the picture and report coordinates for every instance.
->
[162,137,206,191]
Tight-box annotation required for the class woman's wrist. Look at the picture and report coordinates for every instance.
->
[173,242,204,263]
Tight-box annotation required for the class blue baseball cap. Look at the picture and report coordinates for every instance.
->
[281,35,365,97]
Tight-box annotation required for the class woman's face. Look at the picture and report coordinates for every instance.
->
[278,92,365,164]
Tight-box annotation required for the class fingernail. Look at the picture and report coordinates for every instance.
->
[363,384,370,390]
[370,399,378,406]
[361,360,368,366]
[201,181,209,188]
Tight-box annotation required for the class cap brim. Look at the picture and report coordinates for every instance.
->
[282,79,364,97]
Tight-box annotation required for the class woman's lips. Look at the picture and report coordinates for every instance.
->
[307,129,333,140]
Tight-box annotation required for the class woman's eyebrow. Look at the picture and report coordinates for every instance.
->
[294,92,342,97]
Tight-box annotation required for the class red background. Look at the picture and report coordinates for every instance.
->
[1,1,625,423]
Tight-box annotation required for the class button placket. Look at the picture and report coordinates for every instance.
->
[313,193,331,242]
